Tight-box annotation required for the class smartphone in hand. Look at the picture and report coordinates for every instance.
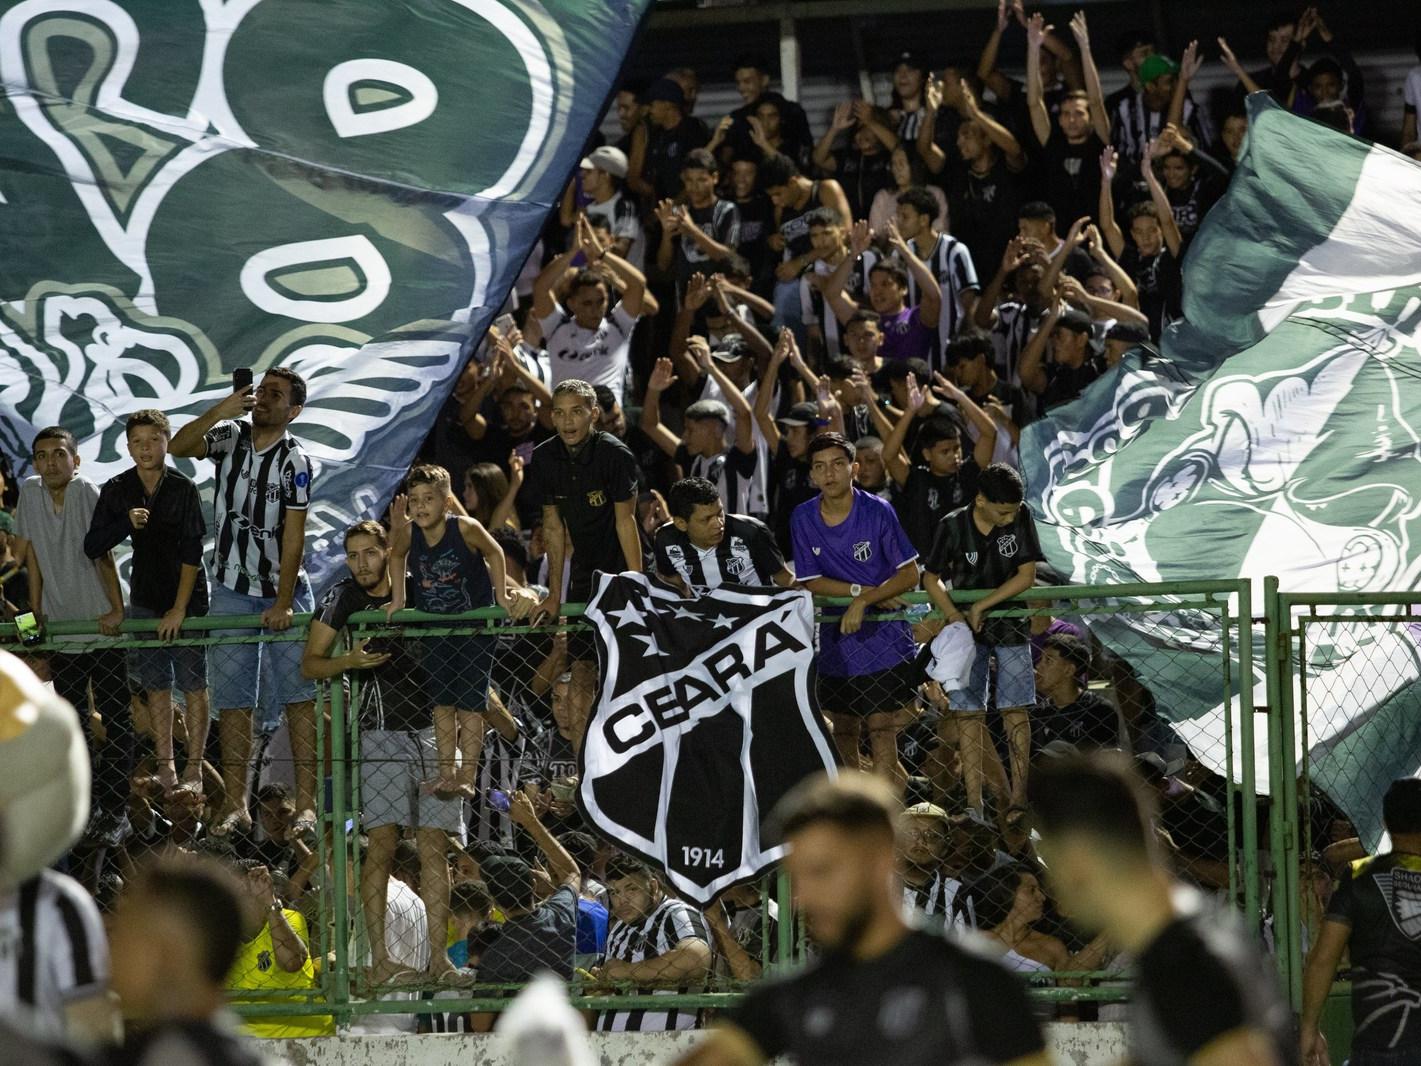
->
[233,367,253,392]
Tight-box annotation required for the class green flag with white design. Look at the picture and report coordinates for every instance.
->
[1021,95,1421,844]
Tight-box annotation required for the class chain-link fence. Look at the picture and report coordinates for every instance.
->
[0,580,1276,1030]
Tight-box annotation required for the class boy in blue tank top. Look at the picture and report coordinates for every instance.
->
[387,465,538,799]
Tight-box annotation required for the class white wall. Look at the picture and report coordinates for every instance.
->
[267,1023,1129,1066]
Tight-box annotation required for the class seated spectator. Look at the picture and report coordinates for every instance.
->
[1018,306,1104,411]
[654,476,792,593]
[252,782,306,879]
[226,858,332,1037]
[722,53,812,166]
[974,862,1109,976]
[897,802,969,930]
[1033,634,1121,752]
[447,880,493,969]
[742,95,811,172]
[594,857,713,1032]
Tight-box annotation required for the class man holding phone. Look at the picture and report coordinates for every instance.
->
[170,366,316,839]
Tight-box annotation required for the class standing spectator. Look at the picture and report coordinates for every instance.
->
[1028,753,1294,1066]
[677,774,1048,1066]
[0,511,29,620]
[760,153,851,341]
[740,96,811,172]
[1109,48,1213,171]
[613,80,648,156]
[1027,13,1110,232]
[792,433,921,788]
[936,79,1029,278]
[168,368,316,840]
[383,465,535,800]
[466,376,551,479]
[561,146,644,273]
[1032,634,1120,753]
[654,477,792,593]
[882,374,996,556]
[628,78,709,204]
[107,857,262,1066]
[943,331,1024,460]
[654,149,740,298]
[532,216,647,397]
[14,426,131,845]
[0,861,111,1039]
[971,237,1052,406]
[868,146,947,237]
[975,863,1109,975]
[824,220,941,365]
[301,519,467,983]
[594,858,713,1033]
[1273,9,1367,134]
[723,54,812,166]
[923,464,1042,819]
[727,157,773,286]
[1301,777,1421,1064]
[1152,126,1227,245]
[887,52,932,144]
[813,103,894,224]
[1099,146,1182,341]
[800,209,859,362]
[642,349,759,517]
[977,0,1083,126]
[1102,28,1157,130]
[473,791,581,1003]
[525,380,642,697]
[226,858,332,1037]
[1018,306,1103,411]
[754,339,828,555]
[894,187,979,360]
[84,410,209,801]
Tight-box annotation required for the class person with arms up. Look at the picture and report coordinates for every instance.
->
[593,857,713,1033]
[1026,12,1110,233]
[792,433,921,790]
[301,519,467,984]
[1099,143,1182,342]
[561,146,644,272]
[1028,751,1293,1066]
[923,464,1043,822]
[168,367,317,840]
[12,426,131,847]
[1017,305,1104,411]
[654,149,741,299]
[524,379,642,699]
[84,409,210,804]
[383,464,537,802]
[107,856,264,1066]
[1300,777,1421,1066]
[654,477,792,594]
[893,186,979,366]
[677,773,1049,1066]
[824,219,941,365]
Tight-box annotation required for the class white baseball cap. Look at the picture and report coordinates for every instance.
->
[580,145,628,179]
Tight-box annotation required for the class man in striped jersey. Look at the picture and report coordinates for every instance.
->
[170,367,316,840]
[592,857,712,1032]
[654,477,792,594]
[895,187,979,369]
[642,346,760,519]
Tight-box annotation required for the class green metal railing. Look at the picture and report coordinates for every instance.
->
[1,578,1283,1025]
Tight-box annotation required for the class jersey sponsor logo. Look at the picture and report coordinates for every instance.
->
[257,949,273,973]
[852,540,872,562]
[1380,868,1421,940]
[294,470,309,489]
[587,489,606,507]
[927,487,940,512]
[997,533,1018,558]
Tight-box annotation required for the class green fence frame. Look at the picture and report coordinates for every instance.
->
[2,577,1271,1024]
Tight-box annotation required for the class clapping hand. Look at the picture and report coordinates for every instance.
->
[685,272,710,311]
[1025,12,1051,50]
[654,198,682,236]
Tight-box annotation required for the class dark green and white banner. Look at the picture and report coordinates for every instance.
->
[1022,96,1421,842]
[0,0,648,586]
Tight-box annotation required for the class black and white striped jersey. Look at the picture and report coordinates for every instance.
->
[469,726,533,850]
[0,870,108,1034]
[673,445,761,520]
[653,515,786,592]
[903,869,970,931]
[596,897,712,1032]
[202,420,311,598]
[904,233,980,362]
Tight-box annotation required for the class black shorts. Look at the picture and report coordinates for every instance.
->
[817,659,921,718]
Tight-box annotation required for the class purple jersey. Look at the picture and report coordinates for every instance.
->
[878,305,935,362]
[791,488,918,676]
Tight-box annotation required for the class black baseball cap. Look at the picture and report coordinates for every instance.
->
[1105,321,1150,344]
[777,401,828,427]
[1054,309,1094,335]
[642,77,686,107]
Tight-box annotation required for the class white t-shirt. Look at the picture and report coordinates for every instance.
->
[584,192,645,273]
[539,299,638,398]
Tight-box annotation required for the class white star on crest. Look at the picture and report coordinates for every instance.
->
[672,606,700,621]
[711,613,734,630]
[633,631,665,656]
[605,602,646,630]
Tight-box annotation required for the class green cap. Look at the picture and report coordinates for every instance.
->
[1138,54,1179,85]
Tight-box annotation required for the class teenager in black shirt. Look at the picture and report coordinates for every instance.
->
[1100,144,1183,341]
[676,774,1048,1066]
[1032,633,1120,752]
[1018,306,1104,411]
[653,477,791,593]
[1029,753,1295,1066]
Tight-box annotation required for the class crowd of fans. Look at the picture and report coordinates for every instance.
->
[0,2,1416,1049]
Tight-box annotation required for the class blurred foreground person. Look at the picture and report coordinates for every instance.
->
[677,773,1048,1066]
[1028,751,1294,1066]
[107,857,263,1066]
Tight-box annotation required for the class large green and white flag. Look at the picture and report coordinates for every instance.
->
[1021,96,1421,843]
[0,0,649,588]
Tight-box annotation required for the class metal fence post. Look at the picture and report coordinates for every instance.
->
[1264,576,1301,1007]
[327,644,351,1026]
[1236,580,1261,931]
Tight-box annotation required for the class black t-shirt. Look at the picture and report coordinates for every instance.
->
[673,198,741,292]
[1119,246,1182,342]
[834,146,894,223]
[524,431,639,587]
[1033,127,1105,233]
[733,193,776,284]
[1032,690,1119,750]
[85,468,209,615]
[1132,904,1297,1066]
[654,513,786,590]
[730,928,1045,1066]
[646,117,709,202]
[924,504,1043,646]
[1042,354,1103,411]
[315,577,430,732]
[895,459,981,558]
[769,440,816,555]
[946,155,1026,275]
[1326,853,1421,1050]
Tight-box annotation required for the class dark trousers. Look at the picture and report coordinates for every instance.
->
[50,649,133,817]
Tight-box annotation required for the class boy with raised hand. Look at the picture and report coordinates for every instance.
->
[84,409,210,801]
[922,463,1043,823]
[385,465,538,801]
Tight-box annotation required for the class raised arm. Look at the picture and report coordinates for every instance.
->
[1025,12,1053,147]
[168,388,252,458]
[580,217,646,317]
[1038,214,1089,304]
[934,374,998,468]
[817,179,852,230]
[1083,222,1137,306]
[916,76,948,174]
[977,0,1018,103]
[704,344,757,455]
[509,790,579,889]
[973,236,1029,331]
[531,247,579,321]
[1070,11,1111,143]
[1061,275,1148,328]
[1142,141,1182,257]
[885,220,941,327]
[814,103,854,173]
[1018,303,1061,397]
[1217,37,1263,96]
[641,357,684,459]
[1167,40,1201,132]
[960,81,1026,169]
[752,334,789,452]
[669,273,711,383]
[881,383,922,487]
[850,99,898,152]
[1098,147,1125,258]
[824,220,872,325]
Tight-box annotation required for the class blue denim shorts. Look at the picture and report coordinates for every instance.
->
[948,642,1036,712]
[207,576,316,712]
[127,605,208,693]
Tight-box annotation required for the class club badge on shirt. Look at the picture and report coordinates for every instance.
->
[587,489,606,507]
[997,534,1018,557]
[853,540,872,562]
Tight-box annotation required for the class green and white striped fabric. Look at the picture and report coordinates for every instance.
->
[1020,95,1421,843]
